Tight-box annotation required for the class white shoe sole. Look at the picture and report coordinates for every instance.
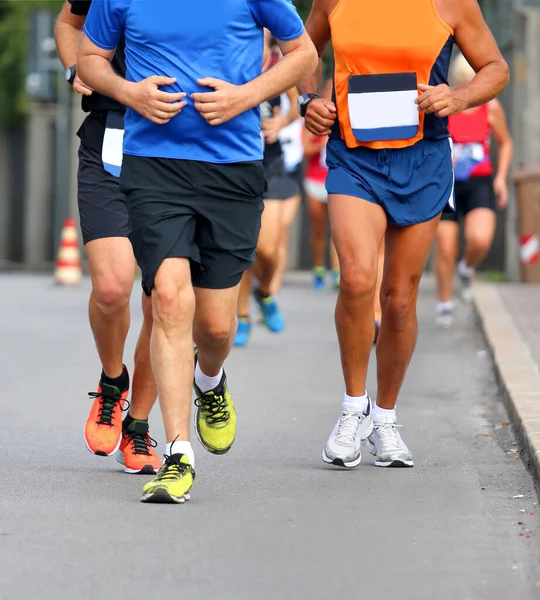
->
[140,489,191,504]
[435,315,453,329]
[322,449,362,468]
[365,439,414,468]
[114,450,159,474]
[322,416,374,468]
[84,426,121,457]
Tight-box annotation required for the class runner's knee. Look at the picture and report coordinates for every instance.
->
[339,261,377,301]
[152,277,195,328]
[196,312,236,346]
[92,273,132,313]
[381,282,420,331]
[466,230,493,254]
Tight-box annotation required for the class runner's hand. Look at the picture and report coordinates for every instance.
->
[125,76,187,125]
[73,75,93,96]
[494,176,509,208]
[192,78,248,125]
[262,106,286,145]
[304,98,336,136]
[416,83,468,117]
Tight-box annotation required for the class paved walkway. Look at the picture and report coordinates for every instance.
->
[2,273,540,600]
[475,282,540,494]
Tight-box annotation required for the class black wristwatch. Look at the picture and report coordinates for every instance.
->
[297,93,321,117]
[65,64,77,86]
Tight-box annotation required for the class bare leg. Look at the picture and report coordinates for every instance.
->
[374,239,385,321]
[151,257,195,443]
[463,208,496,268]
[193,285,241,376]
[329,237,340,271]
[376,216,441,409]
[308,194,328,268]
[270,193,301,294]
[86,237,135,378]
[435,220,459,303]
[129,291,157,420]
[254,199,283,295]
[236,270,253,318]
[328,195,387,396]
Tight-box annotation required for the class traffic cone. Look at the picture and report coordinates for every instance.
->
[55,217,82,285]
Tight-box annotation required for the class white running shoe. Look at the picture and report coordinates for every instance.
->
[322,396,373,468]
[458,260,474,303]
[435,302,454,328]
[366,421,414,467]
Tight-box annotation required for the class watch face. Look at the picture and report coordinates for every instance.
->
[65,68,72,81]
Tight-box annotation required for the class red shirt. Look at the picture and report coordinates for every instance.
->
[305,137,328,183]
[448,104,493,177]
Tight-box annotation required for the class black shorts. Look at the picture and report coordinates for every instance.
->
[264,157,299,201]
[441,175,495,222]
[77,142,130,244]
[119,155,265,294]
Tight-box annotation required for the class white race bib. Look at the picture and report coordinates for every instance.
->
[102,111,124,178]
[348,73,419,143]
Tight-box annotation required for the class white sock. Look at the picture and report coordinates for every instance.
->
[373,404,396,425]
[195,362,223,393]
[165,440,195,469]
[437,300,454,313]
[342,392,369,414]
[458,259,475,278]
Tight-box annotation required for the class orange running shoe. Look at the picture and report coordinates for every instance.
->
[116,419,162,474]
[85,381,129,456]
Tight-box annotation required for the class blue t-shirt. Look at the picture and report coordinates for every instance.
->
[84,0,304,163]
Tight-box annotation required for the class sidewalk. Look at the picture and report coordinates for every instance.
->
[475,282,540,486]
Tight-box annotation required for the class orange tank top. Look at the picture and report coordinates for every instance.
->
[329,0,454,150]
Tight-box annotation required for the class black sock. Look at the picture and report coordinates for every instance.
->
[101,365,129,392]
[257,288,271,300]
[123,412,148,431]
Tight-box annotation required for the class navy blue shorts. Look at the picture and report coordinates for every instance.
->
[325,137,455,227]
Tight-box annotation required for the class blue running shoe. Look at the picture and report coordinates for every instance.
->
[313,266,326,291]
[233,317,252,347]
[254,290,285,333]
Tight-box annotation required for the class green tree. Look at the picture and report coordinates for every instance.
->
[0,0,62,129]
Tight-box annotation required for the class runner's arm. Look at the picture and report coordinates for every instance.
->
[297,0,334,95]
[76,0,128,103]
[55,1,86,68]
[452,0,509,108]
[488,99,513,183]
[240,32,318,109]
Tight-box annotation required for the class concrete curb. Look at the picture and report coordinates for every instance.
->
[474,282,540,487]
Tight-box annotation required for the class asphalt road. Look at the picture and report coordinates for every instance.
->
[1,273,540,600]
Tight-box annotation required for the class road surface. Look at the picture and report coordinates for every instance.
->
[1,273,539,600]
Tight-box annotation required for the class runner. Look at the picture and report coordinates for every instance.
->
[78,0,317,502]
[271,96,305,297]
[234,38,301,348]
[304,76,340,291]
[55,0,161,475]
[435,52,513,327]
[298,0,509,468]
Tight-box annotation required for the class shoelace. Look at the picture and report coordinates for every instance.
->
[375,422,404,452]
[194,391,229,425]
[124,430,157,456]
[88,391,129,426]
[335,412,360,444]
[155,454,193,481]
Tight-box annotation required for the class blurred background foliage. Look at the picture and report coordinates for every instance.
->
[0,0,63,128]
[0,0,325,129]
